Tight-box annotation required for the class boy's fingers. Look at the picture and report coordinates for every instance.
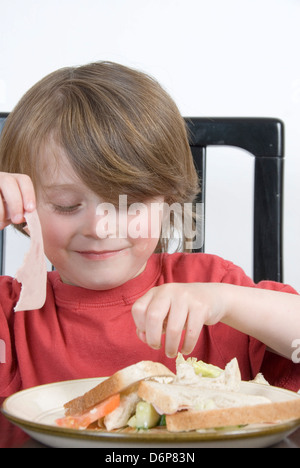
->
[132,287,172,350]
[0,176,25,224]
[132,285,202,357]
[0,196,8,228]
[181,307,204,356]
[136,329,147,344]
[131,289,155,333]
[16,174,36,212]
[0,174,36,225]
[144,294,171,350]
[164,304,188,358]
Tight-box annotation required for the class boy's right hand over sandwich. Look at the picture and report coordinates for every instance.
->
[132,282,300,361]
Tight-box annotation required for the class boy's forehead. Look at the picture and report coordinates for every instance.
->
[38,141,81,186]
[40,168,85,195]
[43,183,83,194]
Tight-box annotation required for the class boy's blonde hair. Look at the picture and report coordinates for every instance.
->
[0,61,200,251]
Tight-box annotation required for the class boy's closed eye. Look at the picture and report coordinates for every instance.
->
[51,204,82,214]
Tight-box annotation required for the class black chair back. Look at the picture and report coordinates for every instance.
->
[186,117,284,283]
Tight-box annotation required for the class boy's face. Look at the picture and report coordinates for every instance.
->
[36,144,163,290]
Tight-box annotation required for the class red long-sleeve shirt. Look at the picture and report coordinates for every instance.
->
[1,252,299,446]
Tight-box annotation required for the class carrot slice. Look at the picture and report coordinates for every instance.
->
[56,393,120,429]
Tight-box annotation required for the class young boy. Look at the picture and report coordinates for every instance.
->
[0,61,299,411]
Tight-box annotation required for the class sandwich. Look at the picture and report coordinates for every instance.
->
[56,361,174,430]
[56,355,300,432]
[139,355,300,432]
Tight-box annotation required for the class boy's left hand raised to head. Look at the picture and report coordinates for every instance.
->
[131,283,227,358]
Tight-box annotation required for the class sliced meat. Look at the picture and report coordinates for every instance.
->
[14,210,47,312]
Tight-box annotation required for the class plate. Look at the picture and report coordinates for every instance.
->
[2,378,300,448]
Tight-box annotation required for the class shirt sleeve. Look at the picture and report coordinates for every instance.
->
[0,276,22,397]
[221,260,300,391]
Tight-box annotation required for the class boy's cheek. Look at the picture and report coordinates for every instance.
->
[133,237,160,256]
[126,201,162,240]
[38,215,70,254]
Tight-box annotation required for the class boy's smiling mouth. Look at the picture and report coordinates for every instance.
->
[75,249,127,260]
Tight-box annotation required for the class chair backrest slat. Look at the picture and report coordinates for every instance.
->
[185,117,284,283]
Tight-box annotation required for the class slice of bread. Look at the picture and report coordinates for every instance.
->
[166,398,300,432]
[138,379,300,432]
[138,380,270,414]
[64,361,174,416]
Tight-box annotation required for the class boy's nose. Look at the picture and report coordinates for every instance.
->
[81,204,117,239]
[95,204,118,239]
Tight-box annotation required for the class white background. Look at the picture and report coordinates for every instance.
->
[0,0,299,290]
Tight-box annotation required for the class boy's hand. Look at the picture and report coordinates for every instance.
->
[0,173,36,229]
[132,283,227,358]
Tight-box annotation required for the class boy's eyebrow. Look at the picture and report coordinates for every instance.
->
[43,183,81,191]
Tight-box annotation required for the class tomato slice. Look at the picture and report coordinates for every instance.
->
[56,393,120,429]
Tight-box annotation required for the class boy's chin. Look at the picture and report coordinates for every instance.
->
[60,277,124,290]
[59,272,135,290]
[58,261,148,290]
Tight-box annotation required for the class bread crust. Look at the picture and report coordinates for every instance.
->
[64,361,174,416]
[166,398,300,432]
